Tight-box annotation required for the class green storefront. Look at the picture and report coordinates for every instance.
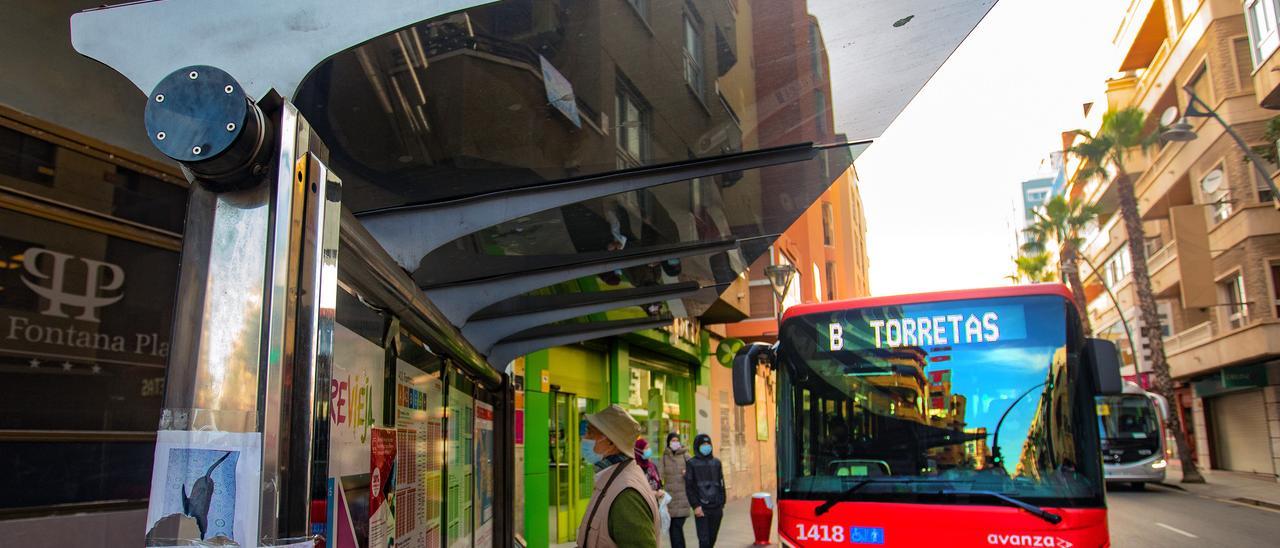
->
[517,323,706,547]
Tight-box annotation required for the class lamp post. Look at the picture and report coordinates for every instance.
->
[1162,85,1280,206]
[764,263,797,334]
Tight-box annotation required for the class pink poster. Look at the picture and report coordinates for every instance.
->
[370,427,396,548]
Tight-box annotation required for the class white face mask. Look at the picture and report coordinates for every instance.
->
[669,440,682,451]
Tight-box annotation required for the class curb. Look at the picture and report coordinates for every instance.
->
[1232,497,1280,512]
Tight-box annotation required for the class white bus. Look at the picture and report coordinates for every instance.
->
[1097,382,1169,488]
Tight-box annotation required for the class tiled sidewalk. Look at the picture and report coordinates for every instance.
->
[665,495,777,547]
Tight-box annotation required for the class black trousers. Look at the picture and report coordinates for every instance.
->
[694,508,723,548]
[669,516,688,548]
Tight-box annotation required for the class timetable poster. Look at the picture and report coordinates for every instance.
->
[474,401,495,547]
[395,362,443,548]
[369,427,396,548]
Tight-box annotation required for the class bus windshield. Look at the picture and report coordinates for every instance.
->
[1097,395,1160,441]
[776,294,1103,508]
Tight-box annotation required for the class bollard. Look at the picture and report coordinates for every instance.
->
[750,492,774,545]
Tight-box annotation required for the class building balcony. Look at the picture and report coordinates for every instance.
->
[1207,204,1280,256]
[1114,0,1166,74]
[1164,320,1213,356]
[1253,26,1280,109]
[1168,319,1280,378]
[1147,240,1179,297]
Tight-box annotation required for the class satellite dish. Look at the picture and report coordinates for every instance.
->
[1159,106,1180,127]
[1201,169,1223,194]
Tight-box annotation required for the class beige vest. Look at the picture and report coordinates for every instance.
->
[576,459,659,548]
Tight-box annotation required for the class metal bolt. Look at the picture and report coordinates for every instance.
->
[155,94,165,103]
[156,132,166,141]
[189,71,199,80]
[224,85,234,94]
[226,122,236,132]
[192,146,203,155]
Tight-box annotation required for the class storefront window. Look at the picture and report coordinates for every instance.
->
[627,362,693,451]
[0,206,179,512]
[0,123,187,234]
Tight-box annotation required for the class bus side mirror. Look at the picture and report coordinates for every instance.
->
[732,342,773,406]
[1085,338,1123,396]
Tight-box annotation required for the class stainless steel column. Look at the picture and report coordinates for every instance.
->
[157,101,339,543]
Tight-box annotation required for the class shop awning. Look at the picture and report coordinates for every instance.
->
[70,0,997,368]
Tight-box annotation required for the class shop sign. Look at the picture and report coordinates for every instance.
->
[3,246,171,364]
[662,317,701,345]
[1221,363,1266,389]
[1192,363,1267,398]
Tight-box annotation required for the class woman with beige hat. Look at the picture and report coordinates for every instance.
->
[576,404,660,548]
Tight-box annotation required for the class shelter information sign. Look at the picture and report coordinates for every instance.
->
[395,361,443,548]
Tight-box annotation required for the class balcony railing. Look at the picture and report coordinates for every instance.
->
[1134,39,1171,106]
[1147,240,1176,271]
[1163,320,1213,355]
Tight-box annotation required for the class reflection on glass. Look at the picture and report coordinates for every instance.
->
[777,295,1103,506]
[295,0,858,317]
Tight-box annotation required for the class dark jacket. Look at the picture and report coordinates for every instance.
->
[683,433,726,511]
[659,433,692,518]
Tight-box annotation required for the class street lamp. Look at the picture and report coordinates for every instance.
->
[1161,85,1280,205]
[763,263,797,330]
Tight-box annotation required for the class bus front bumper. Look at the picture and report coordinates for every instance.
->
[1103,458,1167,483]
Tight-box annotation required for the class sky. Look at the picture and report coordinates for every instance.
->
[850,0,1116,296]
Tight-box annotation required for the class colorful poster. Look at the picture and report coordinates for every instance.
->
[329,323,388,548]
[395,361,443,548]
[144,430,262,545]
[474,402,495,547]
[370,427,397,548]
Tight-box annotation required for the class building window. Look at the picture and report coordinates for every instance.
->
[1256,167,1277,202]
[1219,272,1249,329]
[1103,244,1132,288]
[814,89,827,135]
[809,23,824,82]
[1234,36,1256,89]
[1187,63,1213,108]
[825,261,837,301]
[1200,167,1232,223]
[821,202,834,246]
[683,13,704,99]
[615,77,648,168]
[1269,260,1280,318]
[1247,0,1280,66]
[812,262,823,303]
[625,0,648,22]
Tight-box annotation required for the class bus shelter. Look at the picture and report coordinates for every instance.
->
[58,1,995,546]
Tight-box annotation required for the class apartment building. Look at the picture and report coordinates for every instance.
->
[1066,0,1280,480]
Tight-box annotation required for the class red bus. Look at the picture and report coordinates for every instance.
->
[733,284,1123,547]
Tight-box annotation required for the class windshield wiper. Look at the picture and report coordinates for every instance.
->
[941,490,1062,524]
[813,479,947,516]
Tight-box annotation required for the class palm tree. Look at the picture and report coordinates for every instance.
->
[1022,195,1100,334]
[1007,252,1055,284]
[1070,107,1205,483]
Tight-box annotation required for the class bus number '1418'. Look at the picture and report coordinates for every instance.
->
[795,524,844,543]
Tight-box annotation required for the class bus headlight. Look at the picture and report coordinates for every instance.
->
[1151,459,1167,470]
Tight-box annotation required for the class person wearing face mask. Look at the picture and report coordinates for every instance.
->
[659,433,692,548]
[634,438,663,493]
[683,434,725,548]
[577,405,659,548]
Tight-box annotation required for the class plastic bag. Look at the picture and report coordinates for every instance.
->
[658,491,673,533]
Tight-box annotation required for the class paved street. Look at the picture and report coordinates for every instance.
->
[1107,484,1280,547]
